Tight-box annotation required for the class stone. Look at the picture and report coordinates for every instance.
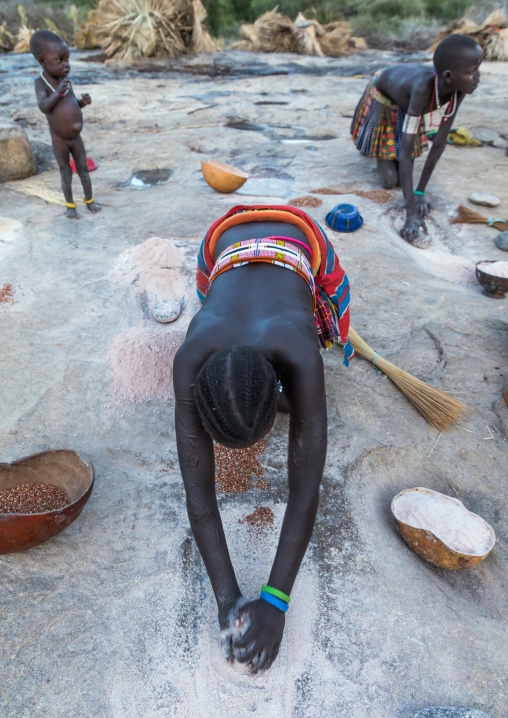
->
[0,123,36,182]
[468,192,501,208]
[414,709,491,718]
[151,297,182,323]
[494,230,508,251]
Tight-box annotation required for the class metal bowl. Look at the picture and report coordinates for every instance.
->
[475,260,508,298]
[0,450,94,554]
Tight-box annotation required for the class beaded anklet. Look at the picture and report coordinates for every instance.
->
[83,197,94,204]
[65,202,77,208]
[414,190,425,196]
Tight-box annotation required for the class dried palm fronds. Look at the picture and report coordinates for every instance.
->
[340,328,466,431]
[450,205,508,232]
[88,0,216,60]
[74,9,101,50]
[13,26,34,53]
[233,10,352,58]
[45,19,67,42]
[429,10,508,61]
[8,181,66,206]
[191,0,217,53]
[0,23,15,52]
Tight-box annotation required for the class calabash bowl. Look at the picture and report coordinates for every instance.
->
[201,160,248,193]
[0,450,94,554]
[475,260,508,298]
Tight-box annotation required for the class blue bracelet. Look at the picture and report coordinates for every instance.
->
[260,591,289,613]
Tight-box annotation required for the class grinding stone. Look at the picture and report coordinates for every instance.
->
[494,230,508,251]
[468,192,500,208]
[413,709,491,718]
[151,298,181,323]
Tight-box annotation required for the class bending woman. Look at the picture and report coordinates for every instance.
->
[173,204,352,674]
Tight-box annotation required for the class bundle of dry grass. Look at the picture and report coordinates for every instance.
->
[84,0,216,60]
[341,328,466,431]
[74,9,101,50]
[233,10,351,58]
[430,10,508,61]
[0,24,14,52]
[8,180,66,206]
[450,205,508,232]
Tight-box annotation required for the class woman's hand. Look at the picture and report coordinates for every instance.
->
[401,213,431,248]
[231,598,286,675]
[414,194,431,218]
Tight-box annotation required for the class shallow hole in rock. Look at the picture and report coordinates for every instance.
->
[127,169,173,188]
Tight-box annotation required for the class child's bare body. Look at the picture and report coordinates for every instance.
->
[351,35,482,247]
[30,31,101,219]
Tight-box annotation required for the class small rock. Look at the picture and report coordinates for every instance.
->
[413,709,491,718]
[494,230,508,252]
[0,124,36,182]
[468,192,500,208]
[152,298,181,323]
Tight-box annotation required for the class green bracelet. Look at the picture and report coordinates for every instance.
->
[261,585,290,604]
[414,190,425,196]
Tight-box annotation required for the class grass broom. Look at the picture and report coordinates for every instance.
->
[8,181,66,206]
[341,328,466,431]
[450,205,507,232]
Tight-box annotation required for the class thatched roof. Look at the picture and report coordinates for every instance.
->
[232,10,353,58]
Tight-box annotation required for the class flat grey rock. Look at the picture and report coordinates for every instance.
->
[468,192,500,208]
[495,230,508,251]
[151,298,181,323]
[414,709,491,718]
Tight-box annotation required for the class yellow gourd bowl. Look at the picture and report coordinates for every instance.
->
[201,160,248,194]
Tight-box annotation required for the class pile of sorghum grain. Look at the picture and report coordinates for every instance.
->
[214,438,269,494]
[0,483,69,514]
[0,283,15,304]
[288,196,323,209]
[239,506,275,538]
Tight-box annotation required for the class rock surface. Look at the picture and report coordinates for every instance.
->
[494,230,508,251]
[0,123,36,182]
[414,709,492,718]
[0,49,506,718]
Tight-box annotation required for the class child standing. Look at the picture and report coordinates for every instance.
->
[29,30,101,219]
[351,34,482,248]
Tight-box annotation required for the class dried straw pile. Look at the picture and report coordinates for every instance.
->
[431,10,508,61]
[80,0,217,60]
[233,10,352,58]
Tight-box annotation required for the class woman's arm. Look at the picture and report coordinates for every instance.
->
[173,349,242,619]
[232,347,327,673]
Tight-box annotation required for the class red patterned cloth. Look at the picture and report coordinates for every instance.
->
[196,205,354,366]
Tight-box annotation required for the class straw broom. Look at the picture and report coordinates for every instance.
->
[8,181,66,206]
[450,205,507,232]
[341,328,466,431]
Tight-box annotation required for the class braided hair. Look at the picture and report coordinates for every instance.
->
[194,346,279,446]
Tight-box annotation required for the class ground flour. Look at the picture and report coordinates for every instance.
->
[392,488,495,556]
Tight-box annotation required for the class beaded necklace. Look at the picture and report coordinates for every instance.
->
[429,73,457,127]
[40,70,69,97]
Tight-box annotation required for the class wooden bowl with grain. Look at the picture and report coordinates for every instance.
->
[0,450,94,554]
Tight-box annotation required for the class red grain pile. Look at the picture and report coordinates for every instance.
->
[0,483,69,513]
[289,196,323,208]
[309,187,394,204]
[239,506,275,538]
[0,283,15,304]
[214,439,269,494]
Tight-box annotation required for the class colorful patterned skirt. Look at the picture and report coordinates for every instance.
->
[350,69,428,160]
[196,205,354,367]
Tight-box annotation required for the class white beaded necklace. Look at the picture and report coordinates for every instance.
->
[433,73,457,121]
[40,70,69,96]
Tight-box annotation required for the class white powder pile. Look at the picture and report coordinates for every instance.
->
[392,488,495,556]
[478,260,508,278]
[107,327,186,402]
